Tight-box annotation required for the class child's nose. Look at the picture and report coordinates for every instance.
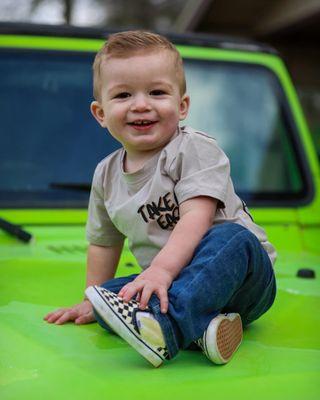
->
[131,94,152,112]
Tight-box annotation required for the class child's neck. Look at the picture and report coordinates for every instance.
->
[123,149,160,173]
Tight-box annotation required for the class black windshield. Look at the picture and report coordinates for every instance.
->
[0,50,120,208]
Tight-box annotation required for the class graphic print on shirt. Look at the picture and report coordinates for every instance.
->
[137,192,180,230]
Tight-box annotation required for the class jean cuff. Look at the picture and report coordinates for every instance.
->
[148,294,180,359]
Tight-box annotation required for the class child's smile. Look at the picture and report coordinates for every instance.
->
[127,119,158,131]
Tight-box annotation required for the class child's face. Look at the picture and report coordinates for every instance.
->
[91,50,190,158]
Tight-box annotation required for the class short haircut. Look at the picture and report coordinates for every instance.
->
[92,30,186,100]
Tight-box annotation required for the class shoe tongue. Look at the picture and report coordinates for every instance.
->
[136,311,155,322]
[136,311,166,348]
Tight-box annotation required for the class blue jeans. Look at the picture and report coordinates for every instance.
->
[95,223,276,359]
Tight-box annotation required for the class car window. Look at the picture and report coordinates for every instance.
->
[184,59,309,203]
[0,50,120,208]
[0,49,311,207]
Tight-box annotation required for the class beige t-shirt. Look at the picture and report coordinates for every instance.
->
[86,126,276,268]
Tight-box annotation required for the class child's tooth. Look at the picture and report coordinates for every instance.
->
[133,120,151,125]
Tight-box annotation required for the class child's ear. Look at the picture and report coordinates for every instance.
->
[90,101,106,127]
[179,94,190,121]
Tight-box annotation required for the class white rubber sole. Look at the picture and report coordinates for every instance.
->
[204,313,242,364]
[85,286,164,367]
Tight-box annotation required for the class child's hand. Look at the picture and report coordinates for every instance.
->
[44,299,95,325]
[118,267,173,313]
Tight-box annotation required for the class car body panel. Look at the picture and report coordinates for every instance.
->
[1,225,319,400]
[0,26,319,399]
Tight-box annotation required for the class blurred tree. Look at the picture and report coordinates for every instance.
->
[30,0,185,29]
[31,0,74,24]
[102,0,184,30]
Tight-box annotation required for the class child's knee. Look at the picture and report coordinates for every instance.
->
[204,222,249,241]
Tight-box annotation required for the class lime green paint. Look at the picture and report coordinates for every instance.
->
[1,226,319,400]
[300,226,320,254]
[0,34,103,52]
[0,209,88,225]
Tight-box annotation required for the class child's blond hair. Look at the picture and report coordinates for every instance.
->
[92,30,186,100]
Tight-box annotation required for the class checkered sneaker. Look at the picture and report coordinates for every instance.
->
[85,286,169,367]
[195,313,243,364]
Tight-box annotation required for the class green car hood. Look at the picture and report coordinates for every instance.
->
[1,224,319,400]
[1,28,319,400]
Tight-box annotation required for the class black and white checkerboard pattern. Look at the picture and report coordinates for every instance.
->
[98,287,170,360]
[99,288,142,326]
[157,346,170,360]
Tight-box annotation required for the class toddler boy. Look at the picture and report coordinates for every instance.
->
[45,30,276,367]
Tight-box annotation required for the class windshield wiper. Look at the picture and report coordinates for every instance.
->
[50,182,91,192]
[0,217,33,243]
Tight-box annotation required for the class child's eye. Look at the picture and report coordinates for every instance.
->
[150,90,166,96]
[114,92,131,99]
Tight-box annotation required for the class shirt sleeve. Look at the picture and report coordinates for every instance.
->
[169,132,230,207]
[86,163,125,246]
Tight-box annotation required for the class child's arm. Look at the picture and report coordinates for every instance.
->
[44,242,123,324]
[119,196,217,313]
